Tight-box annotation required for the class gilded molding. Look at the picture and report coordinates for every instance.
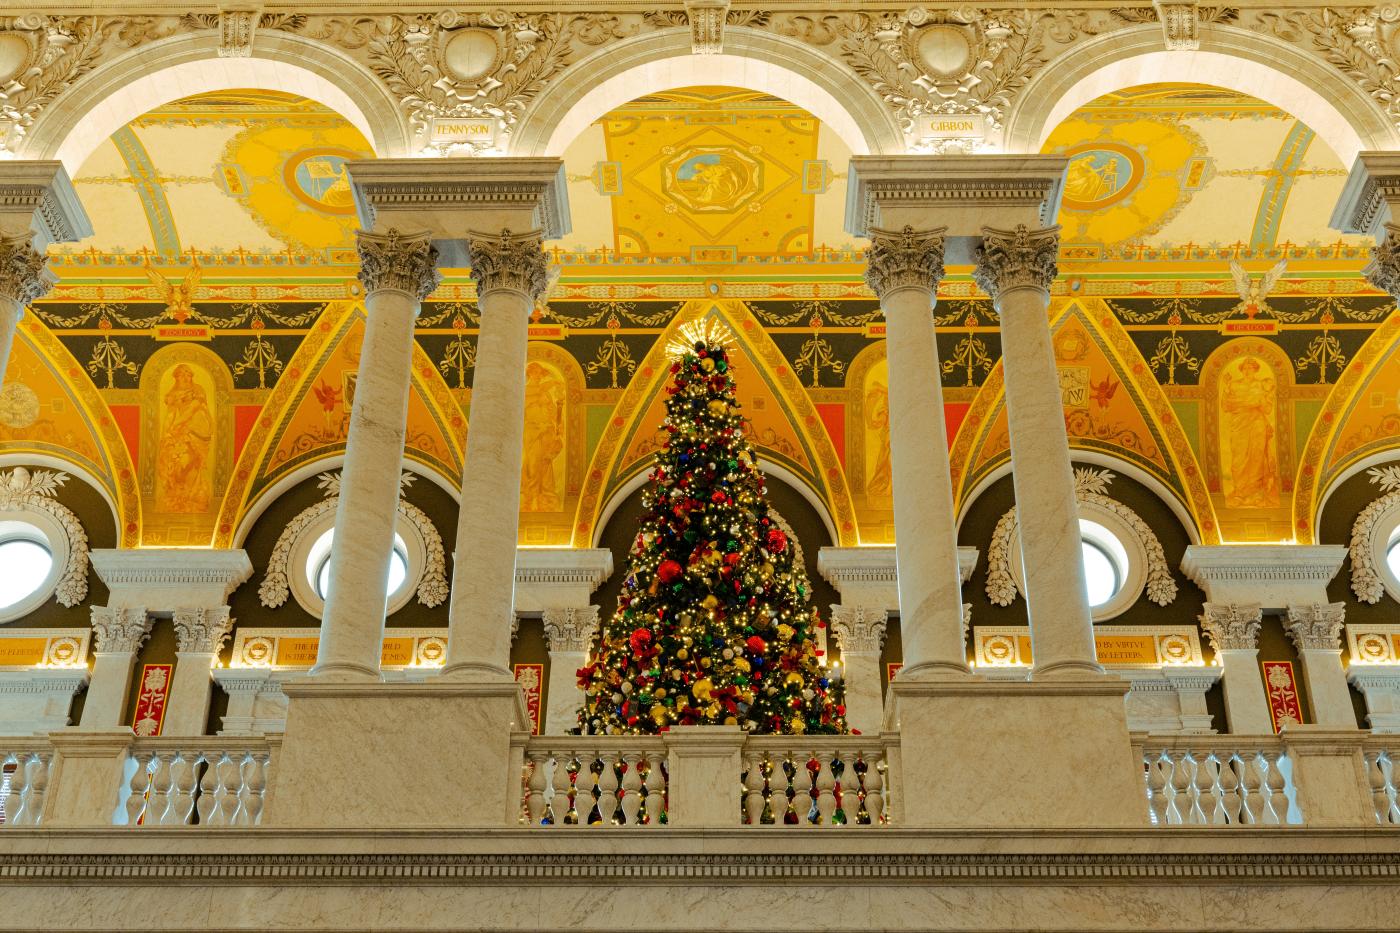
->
[972,224,1059,300]
[1198,603,1262,653]
[0,234,54,306]
[829,604,887,655]
[355,229,441,300]
[542,605,600,654]
[467,229,550,301]
[863,225,946,300]
[89,607,152,654]
[173,606,235,655]
[1285,602,1346,652]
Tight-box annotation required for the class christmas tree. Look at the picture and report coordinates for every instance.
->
[577,325,846,735]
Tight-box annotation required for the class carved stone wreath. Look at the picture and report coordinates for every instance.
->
[1349,464,1400,604]
[984,468,1177,610]
[0,466,88,609]
[258,470,449,610]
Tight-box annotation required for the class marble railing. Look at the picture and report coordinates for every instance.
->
[1140,737,1294,826]
[1364,741,1400,825]
[1,739,54,827]
[516,733,892,827]
[123,738,273,828]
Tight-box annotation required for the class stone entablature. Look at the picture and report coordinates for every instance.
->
[514,548,612,612]
[1180,545,1347,608]
[817,545,978,613]
[90,548,253,610]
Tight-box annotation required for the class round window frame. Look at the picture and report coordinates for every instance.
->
[0,509,70,624]
[286,510,426,619]
[1366,500,1400,605]
[1008,502,1148,622]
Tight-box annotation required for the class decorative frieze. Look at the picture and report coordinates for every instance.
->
[972,224,1059,300]
[89,607,152,654]
[355,229,441,301]
[829,605,887,655]
[0,234,53,305]
[1198,603,1262,652]
[173,606,235,655]
[467,229,550,301]
[1180,545,1346,607]
[1285,602,1347,652]
[863,225,945,300]
[542,606,600,654]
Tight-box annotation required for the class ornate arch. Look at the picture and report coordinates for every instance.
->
[20,30,410,170]
[1003,23,1398,162]
[509,26,903,157]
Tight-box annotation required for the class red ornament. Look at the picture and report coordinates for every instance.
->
[765,528,788,553]
[746,636,767,653]
[657,559,683,584]
[629,628,653,654]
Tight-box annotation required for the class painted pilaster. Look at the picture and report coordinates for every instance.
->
[541,606,599,734]
[975,224,1100,680]
[1286,602,1355,729]
[829,605,888,735]
[0,161,90,387]
[164,607,235,736]
[80,607,152,730]
[313,228,439,679]
[1199,603,1273,735]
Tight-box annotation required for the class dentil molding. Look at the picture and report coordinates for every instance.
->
[91,547,252,607]
[1180,544,1347,608]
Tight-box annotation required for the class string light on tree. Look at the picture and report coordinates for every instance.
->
[577,319,847,735]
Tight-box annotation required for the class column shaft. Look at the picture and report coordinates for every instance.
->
[163,607,235,735]
[1201,603,1273,734]
[80,607,152,730]
[1287,602,1355,728]
[445,230,548,678]
[975,225,1100,679]
[314,230,439,680]
[865,227,968,679]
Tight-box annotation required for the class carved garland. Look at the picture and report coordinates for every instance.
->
[257,471,449,610]
[984,468,1177,609]
[0,466,88,608]
[1349,464,1400,604]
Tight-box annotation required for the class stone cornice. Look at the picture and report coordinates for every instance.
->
[0,161,93,248]
[1330,151,1400,238]
[817,546,979,588]
[514,548,614,588]
[1180,545,1346,606]
[90,548,254,592]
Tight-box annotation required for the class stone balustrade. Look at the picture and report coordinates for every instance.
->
[1139,737,1295,826]
[123,738,275,828]
[1364,742,1400,825]
[742,736,889,826]
[518,736,668,827]
[1,739,55,827]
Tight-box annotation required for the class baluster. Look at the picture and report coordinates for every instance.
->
[595,752,620,825]
[124,751,154,826]
[1384,753,1400,825]
[1166,750,1191,825]
[146,752,174,827]
[643,753,665,826]
[22,752,50,827]
[4,753,32,827]
[1217,753,1242,825]
[1144,751,1169,826]
[526,750,550,825]
[242,753,268,826]
[769,752,793,823]
[619,752,643,826]
[1237,750,1264,824]
[564,754,584,826]
[1260,750,1287,825]
[1367,752,1389,825]
[213,753,242,826]
[792,752,815,825]
[1193,751,1220,825]
[167,751,199,825]
[548,753,572,826]
[743,752,766,826]
[198,752,221,826]
[862,754,884,826]
[814,751,837,826]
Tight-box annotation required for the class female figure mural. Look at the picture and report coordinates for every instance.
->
[157,363,214,512]
[1220,355,1279,508]
[520,362,566,512]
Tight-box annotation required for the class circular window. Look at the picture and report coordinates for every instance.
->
[1080,519,1127,609]
[1007,506,1147,622]
[307,528,410,602]
[1387,533,1400,587]
[0,516,67,623]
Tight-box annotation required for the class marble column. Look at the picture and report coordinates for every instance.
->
[863,227,970,680]
[829,605,888,735]
[0,162,90,387]
[443,231,550,680]
[1286,602,1355,728]
[163,607,235,735]
[541,606,599,734]
[974,225,1101,680]
[79,607,152,729]
[312,230,440,680]
[1199,603,1273,734]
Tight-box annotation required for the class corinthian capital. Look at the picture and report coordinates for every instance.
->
[0,234,55,306]
[173,606,235,655]
[1365,223,1400,299]
[830,604,888,655]
[543,605,600,654]
[1198,602,1261,652]
[468,229,550,301]
[1285,602,1346,651]
[864,225,946,300]
[356,229,441,300]
[972,224,1060,300]
[90,607,153,653]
